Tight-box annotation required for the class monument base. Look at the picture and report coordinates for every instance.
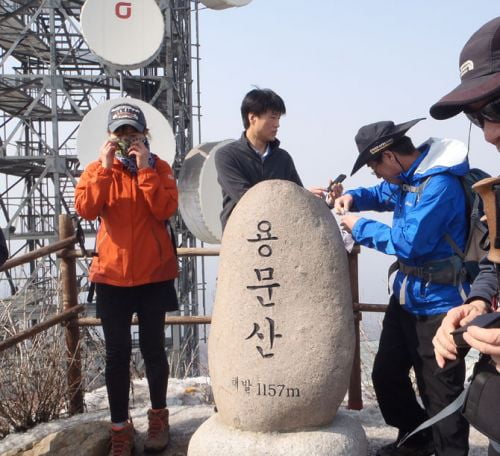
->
[187,410,367,456]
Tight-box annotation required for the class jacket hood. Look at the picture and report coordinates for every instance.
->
[406,138,469,181]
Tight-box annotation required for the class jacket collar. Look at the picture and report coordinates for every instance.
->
[239,132,280,155]
[397,144,430,184]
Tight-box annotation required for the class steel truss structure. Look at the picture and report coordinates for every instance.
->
[0,0,203,375]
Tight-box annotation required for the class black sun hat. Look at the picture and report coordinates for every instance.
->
[350,118,425,176]
[430,16,500,120]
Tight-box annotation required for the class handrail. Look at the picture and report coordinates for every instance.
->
[0,234,77,272]
[61,247,221,258]
[0,304,85,352]
[355,303,388,312]
[77,315,212,327]
[0,215,386,415]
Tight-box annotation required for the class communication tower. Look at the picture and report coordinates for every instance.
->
[0,0,202,374]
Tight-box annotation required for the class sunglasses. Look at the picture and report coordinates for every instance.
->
[465,97,500,128]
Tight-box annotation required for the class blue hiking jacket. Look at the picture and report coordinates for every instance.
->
[347,138,470,315]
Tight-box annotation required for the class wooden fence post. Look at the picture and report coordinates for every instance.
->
[347,246,363,410]
[60,214,84,414]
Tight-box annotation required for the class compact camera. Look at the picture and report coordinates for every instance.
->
[110,136,148,157]
[112,138,132,156]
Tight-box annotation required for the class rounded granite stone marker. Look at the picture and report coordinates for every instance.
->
[209,180,355,432]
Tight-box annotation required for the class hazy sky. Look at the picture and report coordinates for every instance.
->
[194,2,500,326]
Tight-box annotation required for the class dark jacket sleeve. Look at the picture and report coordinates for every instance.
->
[287,156,303,187]
[0,229,8,266]
[214,148,252,205]
[465,254,497,308]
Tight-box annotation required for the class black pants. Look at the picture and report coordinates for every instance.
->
[372,296,469,456]
[96,281,174,423]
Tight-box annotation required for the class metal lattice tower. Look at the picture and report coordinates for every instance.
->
[0,0,202,375]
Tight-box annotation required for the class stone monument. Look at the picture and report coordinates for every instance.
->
[188,180,367,455]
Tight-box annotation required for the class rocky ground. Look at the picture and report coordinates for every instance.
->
[0,376,490,455]
[0,341,492,456]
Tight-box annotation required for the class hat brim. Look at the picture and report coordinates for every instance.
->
[350,117,425,175]
[108,119,145,133]
[430,72,500,120]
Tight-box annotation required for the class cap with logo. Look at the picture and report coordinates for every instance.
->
[430,16,500,120]
[108,103,147,132]
[350,118,425,175]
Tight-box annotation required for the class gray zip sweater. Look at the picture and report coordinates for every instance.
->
[215,133,303,229]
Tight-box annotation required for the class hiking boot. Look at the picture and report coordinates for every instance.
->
[376,440,435,456]
[144,408,169,452]
[109,421,135,456]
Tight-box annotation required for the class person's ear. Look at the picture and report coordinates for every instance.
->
[248,112,257,126]
[384,150,395,163]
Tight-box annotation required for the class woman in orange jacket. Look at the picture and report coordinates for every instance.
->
[75,103,178,456]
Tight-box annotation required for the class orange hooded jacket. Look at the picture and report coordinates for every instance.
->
[75,157,178,287]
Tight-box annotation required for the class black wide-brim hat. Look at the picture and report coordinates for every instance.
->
[430,16,500,120]
[350,118,425,176]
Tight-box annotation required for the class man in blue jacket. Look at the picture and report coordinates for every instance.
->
[336,119,471,456]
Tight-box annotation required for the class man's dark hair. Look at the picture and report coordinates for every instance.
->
[241,89,286,129]
[390,136,416,156]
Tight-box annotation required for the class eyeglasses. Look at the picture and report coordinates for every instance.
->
[465,96,500,128]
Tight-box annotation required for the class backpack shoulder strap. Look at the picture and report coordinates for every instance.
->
[444,233,465,260]
[401,176,432,203]
[87,216,100,303]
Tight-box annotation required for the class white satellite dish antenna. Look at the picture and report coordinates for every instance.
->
[200,0,252,10]
[77,97,176,170]
[178,140,234,245]
[80,0,164,69]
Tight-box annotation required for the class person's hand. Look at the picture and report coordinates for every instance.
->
[463,315,500,372]
[308,181,344,208]
[308,186,328,199]
[328,182,343,199]
[334,194,353,215]
[340,214,360,233]
[326,182,344,207]
[127,138,150,169]
[99,140,116,169]
[432,301,489,368]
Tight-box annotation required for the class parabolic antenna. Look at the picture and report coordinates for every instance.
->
[80,0,164,69]
[178,140,234,245]
[77,97,176,170]
[200,0,252,10]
